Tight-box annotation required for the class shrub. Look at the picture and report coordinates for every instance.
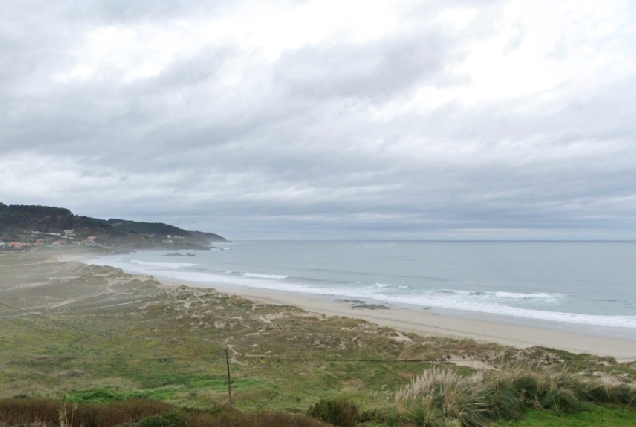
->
[189,410,332,427]
[139,412,187,427]
[513,375,540,407]
[579,382,636,406]
[0,398,176,427]
[482,385,524,421]
[539,388,580,413]
[0,398,331,427]
[307,398,359,427]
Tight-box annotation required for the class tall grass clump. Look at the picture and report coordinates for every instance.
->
[396,367,523,427]
[307,398,359,427]
[395,367,636,427]
[577,380,636,406]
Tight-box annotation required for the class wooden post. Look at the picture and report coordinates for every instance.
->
[225,348,232,406]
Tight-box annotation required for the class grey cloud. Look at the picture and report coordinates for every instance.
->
[1,0,636,239]
[502,23,525,55]
[48,0,239,24]
[274,32,447,101]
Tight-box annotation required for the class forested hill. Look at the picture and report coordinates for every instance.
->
[0,203,114,235]
[105,219,227,242]
[0,203,227,246]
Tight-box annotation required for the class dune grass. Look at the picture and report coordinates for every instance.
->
[392,367,635,426]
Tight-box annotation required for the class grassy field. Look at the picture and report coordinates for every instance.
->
[494,404,636,427]
[1,249,635,426]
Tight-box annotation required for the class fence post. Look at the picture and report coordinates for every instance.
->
[225,348,232,406]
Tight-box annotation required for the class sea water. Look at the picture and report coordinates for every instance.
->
[87,241,636,340]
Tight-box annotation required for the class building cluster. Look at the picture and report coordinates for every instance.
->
[0,230,99,251]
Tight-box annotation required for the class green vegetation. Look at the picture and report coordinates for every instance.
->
[308,398,359,427]
[391,367,635,426]
[0,203,114,238]
[105,219,226,242]
[0,202,225,249]
[106,219,192,237]
[0,250,634,426]
[0,398,330,427]
[494,404,636,427]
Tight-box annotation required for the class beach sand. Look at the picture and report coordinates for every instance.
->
[170,281,636,361]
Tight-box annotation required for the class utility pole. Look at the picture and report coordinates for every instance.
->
[225,348,232,406]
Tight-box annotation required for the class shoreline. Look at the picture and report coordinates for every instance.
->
[188,281,636,361]
[69,251,636,361]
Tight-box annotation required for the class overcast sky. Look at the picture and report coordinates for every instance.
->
[1,0,635,240]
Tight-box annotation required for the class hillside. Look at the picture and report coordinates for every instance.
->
[0,202,227,248]
[0,203,111,235]
[105,219,226,242]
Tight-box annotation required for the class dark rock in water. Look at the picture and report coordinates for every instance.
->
[163,252,184,257]
[186,253,195,256]
[351,303,390,310]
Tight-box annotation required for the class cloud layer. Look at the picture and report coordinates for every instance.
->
[1,0,635,239]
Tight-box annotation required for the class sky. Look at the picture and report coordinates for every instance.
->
[1,0,635,240]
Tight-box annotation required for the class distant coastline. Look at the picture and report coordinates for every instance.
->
[0,201,227,252]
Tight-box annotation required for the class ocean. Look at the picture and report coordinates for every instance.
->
[87,241,636,340]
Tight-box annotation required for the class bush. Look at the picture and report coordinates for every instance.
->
[0,398,332,427]
[307,398,359,427]
[0,398,176,427]
[482,386,524,422]
[189,410,332,427]
[139,412,187,427]
[579,382,636,406]
[539,388,580,413]
[513,375,540,407]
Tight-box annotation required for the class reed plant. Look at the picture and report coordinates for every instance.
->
[394,367,636,427]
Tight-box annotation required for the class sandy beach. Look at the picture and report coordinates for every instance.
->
[65,250,636,361]
[159,279,636,362]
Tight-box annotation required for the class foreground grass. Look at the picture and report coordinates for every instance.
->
[389,367,636,426]
[0,398,331,427]
[494,404,636,427]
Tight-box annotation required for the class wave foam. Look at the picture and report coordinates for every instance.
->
[493,291,565,299]
[439,289,564,300]
[374,283,391,288]
[130,260,199,269]
[86,257,636,330]
[243,272,289,280]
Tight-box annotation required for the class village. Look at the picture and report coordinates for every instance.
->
[0,229,98,251]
